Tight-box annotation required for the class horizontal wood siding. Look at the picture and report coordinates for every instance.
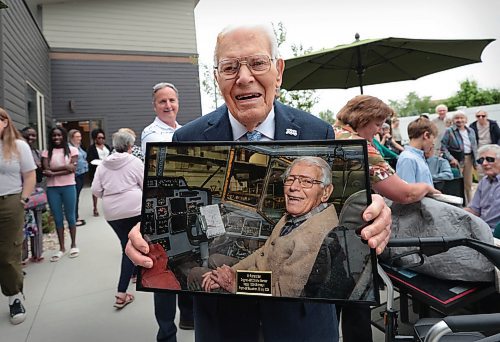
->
[0,0,51,128]
[51,58,202,144]
[42,0,198,54]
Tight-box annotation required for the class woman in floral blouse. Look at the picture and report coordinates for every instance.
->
[334,95,438,204]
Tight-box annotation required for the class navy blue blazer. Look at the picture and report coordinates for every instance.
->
[173,101,334,142]
[172,101,339,342]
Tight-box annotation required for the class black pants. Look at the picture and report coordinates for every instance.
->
[75,173,85,219]
[107,215,140,293]
[155,292,194,342]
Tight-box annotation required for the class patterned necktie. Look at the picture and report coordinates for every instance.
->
[246,130,262,141]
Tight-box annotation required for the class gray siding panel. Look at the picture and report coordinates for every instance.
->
[51,59,202,143]
[42,0,198,54]
[0,0,51,128]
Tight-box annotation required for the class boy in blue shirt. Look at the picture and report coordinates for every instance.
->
[397,117,438,186]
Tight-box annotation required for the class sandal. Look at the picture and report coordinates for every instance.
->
[114,293,134,309]
[93,209,99,217]
[76,219,86,227]
[69,247,80,258]
[50,250,66,262]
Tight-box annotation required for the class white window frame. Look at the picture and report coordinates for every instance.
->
[26,81,46,150]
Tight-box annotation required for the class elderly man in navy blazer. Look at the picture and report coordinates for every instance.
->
[127,24,391,342]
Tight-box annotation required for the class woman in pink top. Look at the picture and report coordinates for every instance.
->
[42,127,79,262]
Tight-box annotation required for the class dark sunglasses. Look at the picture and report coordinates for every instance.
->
[476,156,495,164]
[476,115,486,118]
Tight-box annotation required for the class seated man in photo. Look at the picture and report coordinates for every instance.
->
[396,117,438,186]
[201,156,340,297]
[465,144,500,233]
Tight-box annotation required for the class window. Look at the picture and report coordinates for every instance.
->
[26,82,46,150]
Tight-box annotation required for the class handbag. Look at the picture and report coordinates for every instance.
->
[140,242,181,290]
[25,187,48,210]
[448,148,464,162]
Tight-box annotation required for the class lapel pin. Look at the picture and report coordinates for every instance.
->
[285,128,298,136]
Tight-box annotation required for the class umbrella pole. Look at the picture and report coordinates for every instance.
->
[356,44,364,94]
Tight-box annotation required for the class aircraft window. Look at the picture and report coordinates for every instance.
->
[160,146,229,196]
[260,159,288,224]
[225,149,268,207]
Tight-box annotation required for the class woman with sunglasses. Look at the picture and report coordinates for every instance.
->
[0,108,36,325]
[86,128,110,217]
[469,110,500,149]
[42,127,79,261]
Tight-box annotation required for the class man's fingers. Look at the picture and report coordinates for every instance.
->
[125,240,153,268]
[361,196,392,254]
[125,224,153,268]
[128,223,149,253]
[363,194,384,222]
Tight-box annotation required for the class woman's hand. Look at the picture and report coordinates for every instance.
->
[66,163,76,172]
[43,169,54,177]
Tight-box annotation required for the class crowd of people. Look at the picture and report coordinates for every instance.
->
[1,22,498,342]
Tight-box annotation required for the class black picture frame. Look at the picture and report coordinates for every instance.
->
[137,140,379,305]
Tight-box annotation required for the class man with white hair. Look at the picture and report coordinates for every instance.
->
[465,144,500,232]
[431,104,448,154]
[141,82,182,155]
[127,23,392,342]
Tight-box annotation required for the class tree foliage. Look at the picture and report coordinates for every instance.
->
[273,22,319,113]
[200,63,222,110]
[388,91,433,117]
[445,79,500,110]
[388,80,500,116]
[318,109,336,124]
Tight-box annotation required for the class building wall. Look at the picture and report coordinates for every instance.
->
[43,0,202,144]
[42,0,198,54]
[0,0,51,128]
[50,55,202,142]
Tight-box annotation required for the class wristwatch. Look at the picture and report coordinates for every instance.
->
[22,197,30,204]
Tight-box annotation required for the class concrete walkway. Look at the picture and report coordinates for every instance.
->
[1,187,194,342]
[2,187,387,342]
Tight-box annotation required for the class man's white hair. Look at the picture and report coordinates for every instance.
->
[452,110,467,120]
[478,144,500,159]
[213,23,280,65]
[435,104,448,112]
[283,156,332,186]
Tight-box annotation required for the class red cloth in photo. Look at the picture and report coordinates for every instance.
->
[141,243,181,290]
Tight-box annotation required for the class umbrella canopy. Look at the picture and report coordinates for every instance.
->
[282,35,495,94]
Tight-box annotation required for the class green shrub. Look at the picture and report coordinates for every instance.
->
[42,210,55,234]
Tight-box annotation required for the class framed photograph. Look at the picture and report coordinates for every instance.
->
[137,140,379,305]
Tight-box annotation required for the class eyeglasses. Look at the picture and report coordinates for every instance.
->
[96,136,105,140]
[283,175,323,188]
[476,156,495,164]
[476,115,486,118]
[215,55,273,80]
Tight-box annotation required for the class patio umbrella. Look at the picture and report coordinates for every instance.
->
[282,34,494,94]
